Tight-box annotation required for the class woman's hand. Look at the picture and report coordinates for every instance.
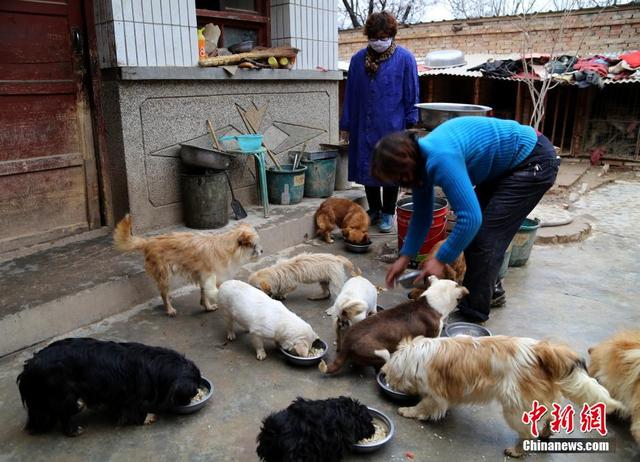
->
[386,255,411,288]
[339,130,349,143]
[416,257,445,282]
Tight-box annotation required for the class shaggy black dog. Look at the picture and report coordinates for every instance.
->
[17,337,201,436]
[256,396,374,462]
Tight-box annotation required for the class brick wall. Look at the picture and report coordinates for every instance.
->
[339,4,640,61]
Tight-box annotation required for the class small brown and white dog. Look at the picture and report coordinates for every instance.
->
[248,253,360,300]
[314,198,370,244]
[408,239,467,300]
[217,280,319,360]
[114,215,262,317]
[319,276,467,374]
[377,335,623,458]
[325,276,378,350]
[588,330,640,444]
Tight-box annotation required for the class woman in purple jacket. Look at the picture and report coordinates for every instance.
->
[340,11,419,233]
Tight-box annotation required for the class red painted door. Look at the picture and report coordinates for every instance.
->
[0,0,100,253]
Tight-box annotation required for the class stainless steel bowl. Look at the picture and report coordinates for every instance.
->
[376,372,419,402]
[280,338,328,366]
[415,102,493,130]
[424,49,466,68]
[350,407,395,453]
[171,377,214,414]
[344,240,372,254]
[444,322,492,337]
[396,270,422,288]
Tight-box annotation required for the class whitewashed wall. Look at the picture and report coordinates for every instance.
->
[95,0,198,67]
[94,0,338,70]
[271,0,338,70]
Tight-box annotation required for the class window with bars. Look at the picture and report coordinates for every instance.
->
[196,0,270,48]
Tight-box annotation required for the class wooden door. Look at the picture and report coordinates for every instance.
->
[0,0,100,253]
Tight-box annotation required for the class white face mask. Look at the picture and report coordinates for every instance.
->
[368,38,392,53]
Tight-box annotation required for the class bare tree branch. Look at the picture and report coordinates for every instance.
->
[338,0,435,29]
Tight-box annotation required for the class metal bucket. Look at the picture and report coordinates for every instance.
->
[415,103,492,130]
[181,171,229,229]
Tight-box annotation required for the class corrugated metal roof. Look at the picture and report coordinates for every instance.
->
[339,53,640,84]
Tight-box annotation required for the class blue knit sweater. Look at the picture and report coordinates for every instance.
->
[401,116,538,263]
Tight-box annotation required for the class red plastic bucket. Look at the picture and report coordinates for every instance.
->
[397,196,449,261]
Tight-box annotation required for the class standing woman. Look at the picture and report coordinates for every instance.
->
[339,11,419,233]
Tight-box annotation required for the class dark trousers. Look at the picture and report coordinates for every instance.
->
[365,186,399,215]
[458,135,560,321]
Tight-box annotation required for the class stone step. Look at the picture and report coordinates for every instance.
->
[0,190,365,357]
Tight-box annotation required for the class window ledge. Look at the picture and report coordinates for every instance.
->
[107,67,343,81]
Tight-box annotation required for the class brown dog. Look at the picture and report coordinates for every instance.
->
[408,239,466,300]
[114,215,262,317]
[318,276,468,374]
[315,198,370,244]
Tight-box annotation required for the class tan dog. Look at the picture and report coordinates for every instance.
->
[408,239,466,300]
[378,335,623,458]
[114,215,262,317]
[248,253,360,300]
[589,330,640,444]
[315,198,370,244]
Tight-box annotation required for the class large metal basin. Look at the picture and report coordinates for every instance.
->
[416,102,492,130]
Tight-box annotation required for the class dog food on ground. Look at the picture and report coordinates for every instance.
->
[358,419,387,444]
[290,346,325,357]
[190,387,208,404]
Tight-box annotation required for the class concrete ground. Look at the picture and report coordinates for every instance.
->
[0,181,639,461]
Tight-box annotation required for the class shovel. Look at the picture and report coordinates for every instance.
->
[225,171,247,220]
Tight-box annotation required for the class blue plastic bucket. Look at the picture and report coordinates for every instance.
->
[509,218,541,267]
[266,164,307,205]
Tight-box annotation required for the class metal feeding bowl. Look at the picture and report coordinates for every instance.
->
[424,49,466,69]
[280,338,328,366]
[415,102,493,130]
[396,270,422,289]
[376,372,419,402]
[171,377,214,414]
[344,240,372,254]
[350,407,395,453]
[444,322,492,338]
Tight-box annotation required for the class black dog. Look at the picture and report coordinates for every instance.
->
[256,396,374,462]
[17,337,201,436]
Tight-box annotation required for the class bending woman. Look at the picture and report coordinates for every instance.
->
[373,116,560,322]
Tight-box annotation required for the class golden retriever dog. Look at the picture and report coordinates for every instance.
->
[589,330,640,444]
[408,239,466,300]
[315,198,370,244]
[248,253,360,300]
[114,215,262,317]
[377,335,623,458]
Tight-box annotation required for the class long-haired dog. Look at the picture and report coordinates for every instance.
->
[377,335,623,458]
[315,198,370,244]
[114,215,262,316]
[248,252,360,301]
[217,280,319,360]
[325,276,378,351]
[408,240,466,300]
[588,330,640,444]
[256,396,374,462]
[17,337,201,436]
[319,276,467,374]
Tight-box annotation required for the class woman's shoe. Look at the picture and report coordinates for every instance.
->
[379,213,394,233]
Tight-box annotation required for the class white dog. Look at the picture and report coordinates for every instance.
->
[326,276,378,350]
[217,280,319,360]
[248,253,360,300]
[377,335,623,458]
